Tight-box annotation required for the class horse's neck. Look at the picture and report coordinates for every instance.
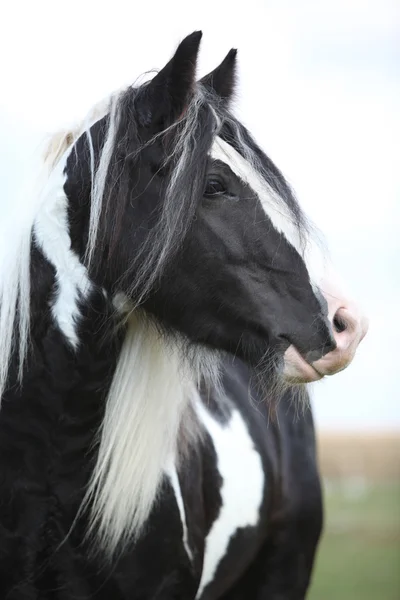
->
[1,261,122,490]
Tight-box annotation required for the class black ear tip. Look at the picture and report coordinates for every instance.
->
[184,31,203,46]
[175,31,203,60]
[199,47,238,102]
[220,48,238,68]
[172,31,203,70]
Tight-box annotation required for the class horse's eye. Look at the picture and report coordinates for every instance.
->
[204,179,226,197]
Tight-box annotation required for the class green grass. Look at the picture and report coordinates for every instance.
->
[308,481,400,600]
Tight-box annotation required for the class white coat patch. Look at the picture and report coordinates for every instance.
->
[195,397,264,599]
[34,152,91,346]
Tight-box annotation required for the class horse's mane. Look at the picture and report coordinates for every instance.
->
[0,82,224,558]
[0,79,310,558]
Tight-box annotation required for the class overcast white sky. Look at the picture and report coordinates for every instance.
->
[1,0,399,430]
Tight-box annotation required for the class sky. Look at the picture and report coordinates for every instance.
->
[1,0,399,430]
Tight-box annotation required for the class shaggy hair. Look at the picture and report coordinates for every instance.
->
[0,77,310,557]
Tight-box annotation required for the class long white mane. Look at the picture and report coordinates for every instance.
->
[0,86,222,558]
[0,79,313,558]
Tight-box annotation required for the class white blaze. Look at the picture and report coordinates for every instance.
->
[211,136,329,290]
[211,137,303,253]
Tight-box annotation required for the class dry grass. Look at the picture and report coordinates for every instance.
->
[316,430,400,481]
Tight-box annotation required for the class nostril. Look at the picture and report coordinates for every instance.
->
[333,313,347,333]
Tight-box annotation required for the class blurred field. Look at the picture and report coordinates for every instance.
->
[316,432,400,481]
[308,431,400,600]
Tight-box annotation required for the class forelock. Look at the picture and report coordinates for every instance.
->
[66,81,312,302]
[80,84,219,304]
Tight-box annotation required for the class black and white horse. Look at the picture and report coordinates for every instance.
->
[0,32,367,599]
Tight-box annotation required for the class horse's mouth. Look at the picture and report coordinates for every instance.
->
[282,345,324,384]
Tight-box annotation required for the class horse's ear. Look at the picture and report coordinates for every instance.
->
[138,31,202,129]
[200,49,237,104]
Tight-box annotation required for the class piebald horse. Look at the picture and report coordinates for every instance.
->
[0,32,367,599]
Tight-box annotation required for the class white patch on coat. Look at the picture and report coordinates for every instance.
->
[195,396,264,599]
[166,461,193,562]
[33,152,91,347]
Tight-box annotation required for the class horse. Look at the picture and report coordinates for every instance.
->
[0,32,368,599]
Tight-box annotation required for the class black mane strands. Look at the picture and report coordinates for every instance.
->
[0,32,367,597]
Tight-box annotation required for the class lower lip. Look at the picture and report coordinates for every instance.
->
[283,345,324,383]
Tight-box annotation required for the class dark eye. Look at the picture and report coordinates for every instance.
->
[204,178,226,198]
